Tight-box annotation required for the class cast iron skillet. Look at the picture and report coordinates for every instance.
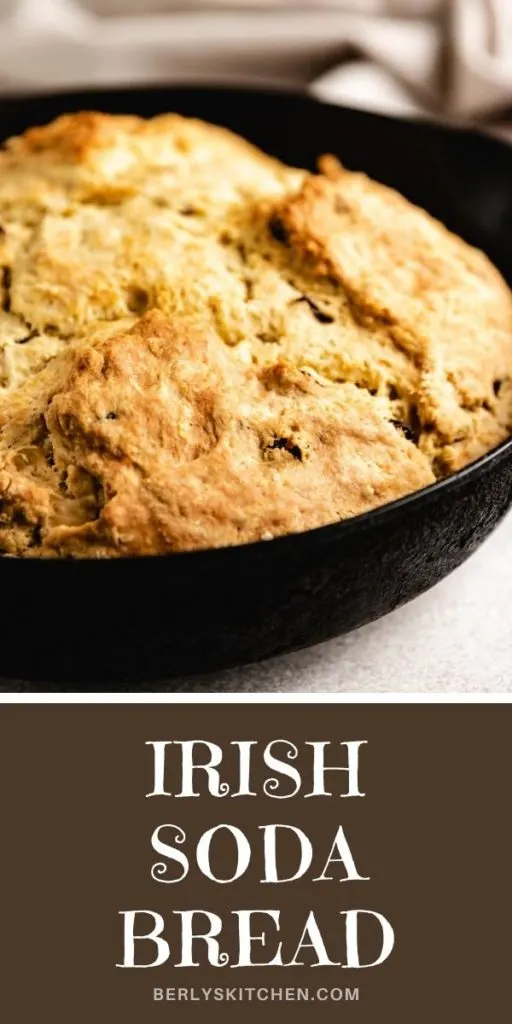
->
[0,84,511,687]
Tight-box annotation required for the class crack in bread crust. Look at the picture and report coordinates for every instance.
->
[0,312,435,556]
[0,111,510,556]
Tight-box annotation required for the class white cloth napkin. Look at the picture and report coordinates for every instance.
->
[313,0,512,126]
[0,2,510,129]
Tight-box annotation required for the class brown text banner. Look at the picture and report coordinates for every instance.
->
[0,704,509,1022]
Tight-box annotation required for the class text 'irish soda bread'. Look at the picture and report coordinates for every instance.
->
[0,111,510,556]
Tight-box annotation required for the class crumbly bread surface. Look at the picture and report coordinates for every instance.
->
[0,111,510,556]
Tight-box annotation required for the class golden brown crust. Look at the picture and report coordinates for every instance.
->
[0,312,434,556]
[270,163,512,472]
[0,111,510,557]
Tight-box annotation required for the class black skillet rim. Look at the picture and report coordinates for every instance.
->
[0,81,511,566]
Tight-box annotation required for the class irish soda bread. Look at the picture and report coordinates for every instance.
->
[0,111,510,557]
